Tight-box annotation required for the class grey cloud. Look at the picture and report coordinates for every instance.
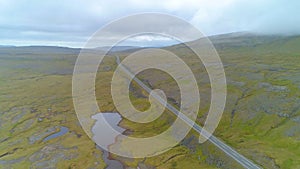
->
[0,0,299,47]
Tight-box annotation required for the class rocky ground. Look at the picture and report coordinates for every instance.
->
[0,33,299,168]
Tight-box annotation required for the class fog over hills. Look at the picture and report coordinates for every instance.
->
[4,32,299,52]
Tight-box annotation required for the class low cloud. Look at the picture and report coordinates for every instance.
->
[0,0,299,47]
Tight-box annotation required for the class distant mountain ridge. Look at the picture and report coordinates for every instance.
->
[1,32,300,54]
[96,46,143,52]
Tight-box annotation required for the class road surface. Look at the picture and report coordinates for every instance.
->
[115,56,261,169]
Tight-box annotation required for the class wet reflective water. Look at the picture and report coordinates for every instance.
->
[43,126,69,142]
[92,112,125,169]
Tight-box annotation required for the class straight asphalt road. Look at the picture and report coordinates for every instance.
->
[115,56,261,169]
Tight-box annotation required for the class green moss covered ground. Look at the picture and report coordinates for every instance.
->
[0,34,299,168]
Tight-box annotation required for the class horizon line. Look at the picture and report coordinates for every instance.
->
[1,31,298,49]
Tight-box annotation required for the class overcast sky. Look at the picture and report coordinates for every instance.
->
[0,0,299,47]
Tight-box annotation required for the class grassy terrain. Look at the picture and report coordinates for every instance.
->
[111,34,300,168]
[0,48,106,169]
[0,33,299,169]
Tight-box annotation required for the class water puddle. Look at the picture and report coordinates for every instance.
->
[92,112,125,169]
[43,126,69,142]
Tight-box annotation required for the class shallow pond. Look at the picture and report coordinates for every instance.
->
[92,112,125,169]
[43,126,69,142]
